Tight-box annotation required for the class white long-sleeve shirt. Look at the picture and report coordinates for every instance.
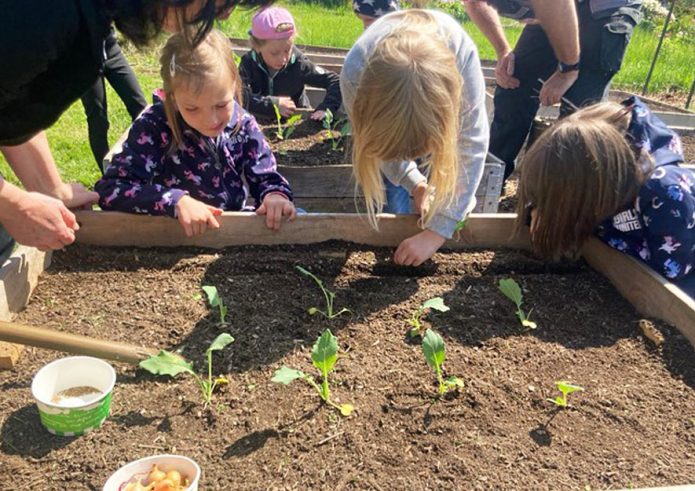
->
[340,9,489,239]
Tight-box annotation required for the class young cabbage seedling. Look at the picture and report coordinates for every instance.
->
[296,265,351,319]
[322,109,351,151]
[273,104,302,140]
[271,329,354,416]
[140,333,234,409]
[407,297,450,338]
[498,278,537,329]
[546,381,584,408]
[422,329,464,396]
[202,285,228,324]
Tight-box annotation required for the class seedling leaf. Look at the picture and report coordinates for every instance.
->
[557,381,584,396]
[207,333,234,354]
[445,376,465,389]
[340,404,354,416]
[521,319,538,329]
[272,366,307,385]
[140,351,195,377]
[312,330,338,374]
[422,329,446,371]
[422,297,450,313]
[308,307,319,315]
[498,278,522,307]
[202,285,221,307]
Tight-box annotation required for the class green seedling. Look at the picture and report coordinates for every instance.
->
[322,109,351,151]
[296,265,351,319]
[498,278,537,329]
[422,329,464,396]
[140,333,234,409]
[546,381,584,408]
[202,285,227,324]
[272,329,353,416]
[453,217,468,235]
[273,104,302,140]
[407,297,450,338]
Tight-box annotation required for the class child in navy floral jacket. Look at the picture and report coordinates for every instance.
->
[96,30,295,237]
[515,97,694,297]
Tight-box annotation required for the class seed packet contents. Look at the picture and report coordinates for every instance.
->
[122,465,189,491]
[51,386,102,407]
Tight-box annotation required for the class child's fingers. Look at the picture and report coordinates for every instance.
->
[207,205,223,216]
[269,205,283,231]
[255,202,267,215]
[286,203,297,221]
[207,213,221,230]
[179,218,193,237]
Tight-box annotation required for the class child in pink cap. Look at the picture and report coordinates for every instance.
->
[239,7,342,121]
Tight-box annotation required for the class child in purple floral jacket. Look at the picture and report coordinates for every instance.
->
[96,30,295,237]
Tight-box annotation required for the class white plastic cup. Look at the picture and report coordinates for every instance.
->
[102,454,201,491]
[31,356,116,436]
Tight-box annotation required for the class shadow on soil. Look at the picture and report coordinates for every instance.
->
[0,405,76,458]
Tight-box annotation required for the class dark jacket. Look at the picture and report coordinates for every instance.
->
[0,0,110,144]
[596,97,694,286]
[238,46,342,118]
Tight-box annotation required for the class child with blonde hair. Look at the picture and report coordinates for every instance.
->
[341,9,489,266]
[515,97,694,296]
[96,30,296,236]
[239,7,342,121]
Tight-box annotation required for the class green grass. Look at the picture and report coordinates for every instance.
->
[1,2,692,188]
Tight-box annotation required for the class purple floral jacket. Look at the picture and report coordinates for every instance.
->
[95,101,292,217]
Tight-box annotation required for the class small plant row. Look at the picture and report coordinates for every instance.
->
[138,270,582,414]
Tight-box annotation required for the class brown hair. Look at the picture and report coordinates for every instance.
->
[350,9,462,229]
[514,102,648,259]
[249,33,297,51]
[159,29,243,149]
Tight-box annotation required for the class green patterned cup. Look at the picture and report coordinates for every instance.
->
[31,356,116,436]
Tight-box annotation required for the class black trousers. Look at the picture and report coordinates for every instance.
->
[489,1,642,181]
[81,28,147,172]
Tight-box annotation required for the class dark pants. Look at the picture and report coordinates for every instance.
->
[490,1,642,181]
[81,28,146,172]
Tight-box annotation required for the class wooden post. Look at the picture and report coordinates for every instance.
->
[0,246,52,369]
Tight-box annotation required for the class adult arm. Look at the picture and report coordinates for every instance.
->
[0,132,98,208]
[531,0,580,105]
[463,0,519,89]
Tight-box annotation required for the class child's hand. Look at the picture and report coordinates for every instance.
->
[278,97,297,118]
[310,110,326,121]
[256,193,296,231]
[393,229,446,266]
[175,195,222,237]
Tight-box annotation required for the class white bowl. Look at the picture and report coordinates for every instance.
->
[102,454,201,491]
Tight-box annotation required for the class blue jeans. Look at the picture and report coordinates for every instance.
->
[383,176,413,214]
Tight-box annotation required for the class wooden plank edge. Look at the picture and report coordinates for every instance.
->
[0,246,52,369]
[582,237,695,348]
[74,211,528,250]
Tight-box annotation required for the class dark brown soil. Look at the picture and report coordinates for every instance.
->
[260,117,350,167]
[1,244,693,490]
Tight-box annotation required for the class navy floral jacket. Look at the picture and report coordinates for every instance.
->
[95,100,292,217]
[596,97,694,286]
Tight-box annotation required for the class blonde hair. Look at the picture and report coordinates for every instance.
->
[350,9,462,228]
[514,102,648,259]
[160,29,243,149]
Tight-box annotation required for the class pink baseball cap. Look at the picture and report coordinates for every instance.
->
[250,7,296,40]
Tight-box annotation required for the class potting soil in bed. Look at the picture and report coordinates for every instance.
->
[0,243,693,490]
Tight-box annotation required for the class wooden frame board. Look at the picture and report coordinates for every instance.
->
[0,246,52,369]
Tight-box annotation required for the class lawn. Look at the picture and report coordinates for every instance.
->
[1,1,692,188]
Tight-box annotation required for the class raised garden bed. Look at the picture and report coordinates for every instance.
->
[0,213,693,490]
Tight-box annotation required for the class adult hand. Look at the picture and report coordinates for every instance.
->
[495,51,520,89]
[277,97,297,118]
[539,70,578,106]
[58,183,99,209]
[393,229,447,267]
[1,190,78,251]
[411,181,429,217]
[256,193,296,231]
[175,195,222,237]
[310,110,326,121]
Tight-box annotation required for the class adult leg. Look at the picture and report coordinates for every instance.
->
[102,30,147,120]
[560,2,641,116]
[81,76,110,171]
[489,24,557,182]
